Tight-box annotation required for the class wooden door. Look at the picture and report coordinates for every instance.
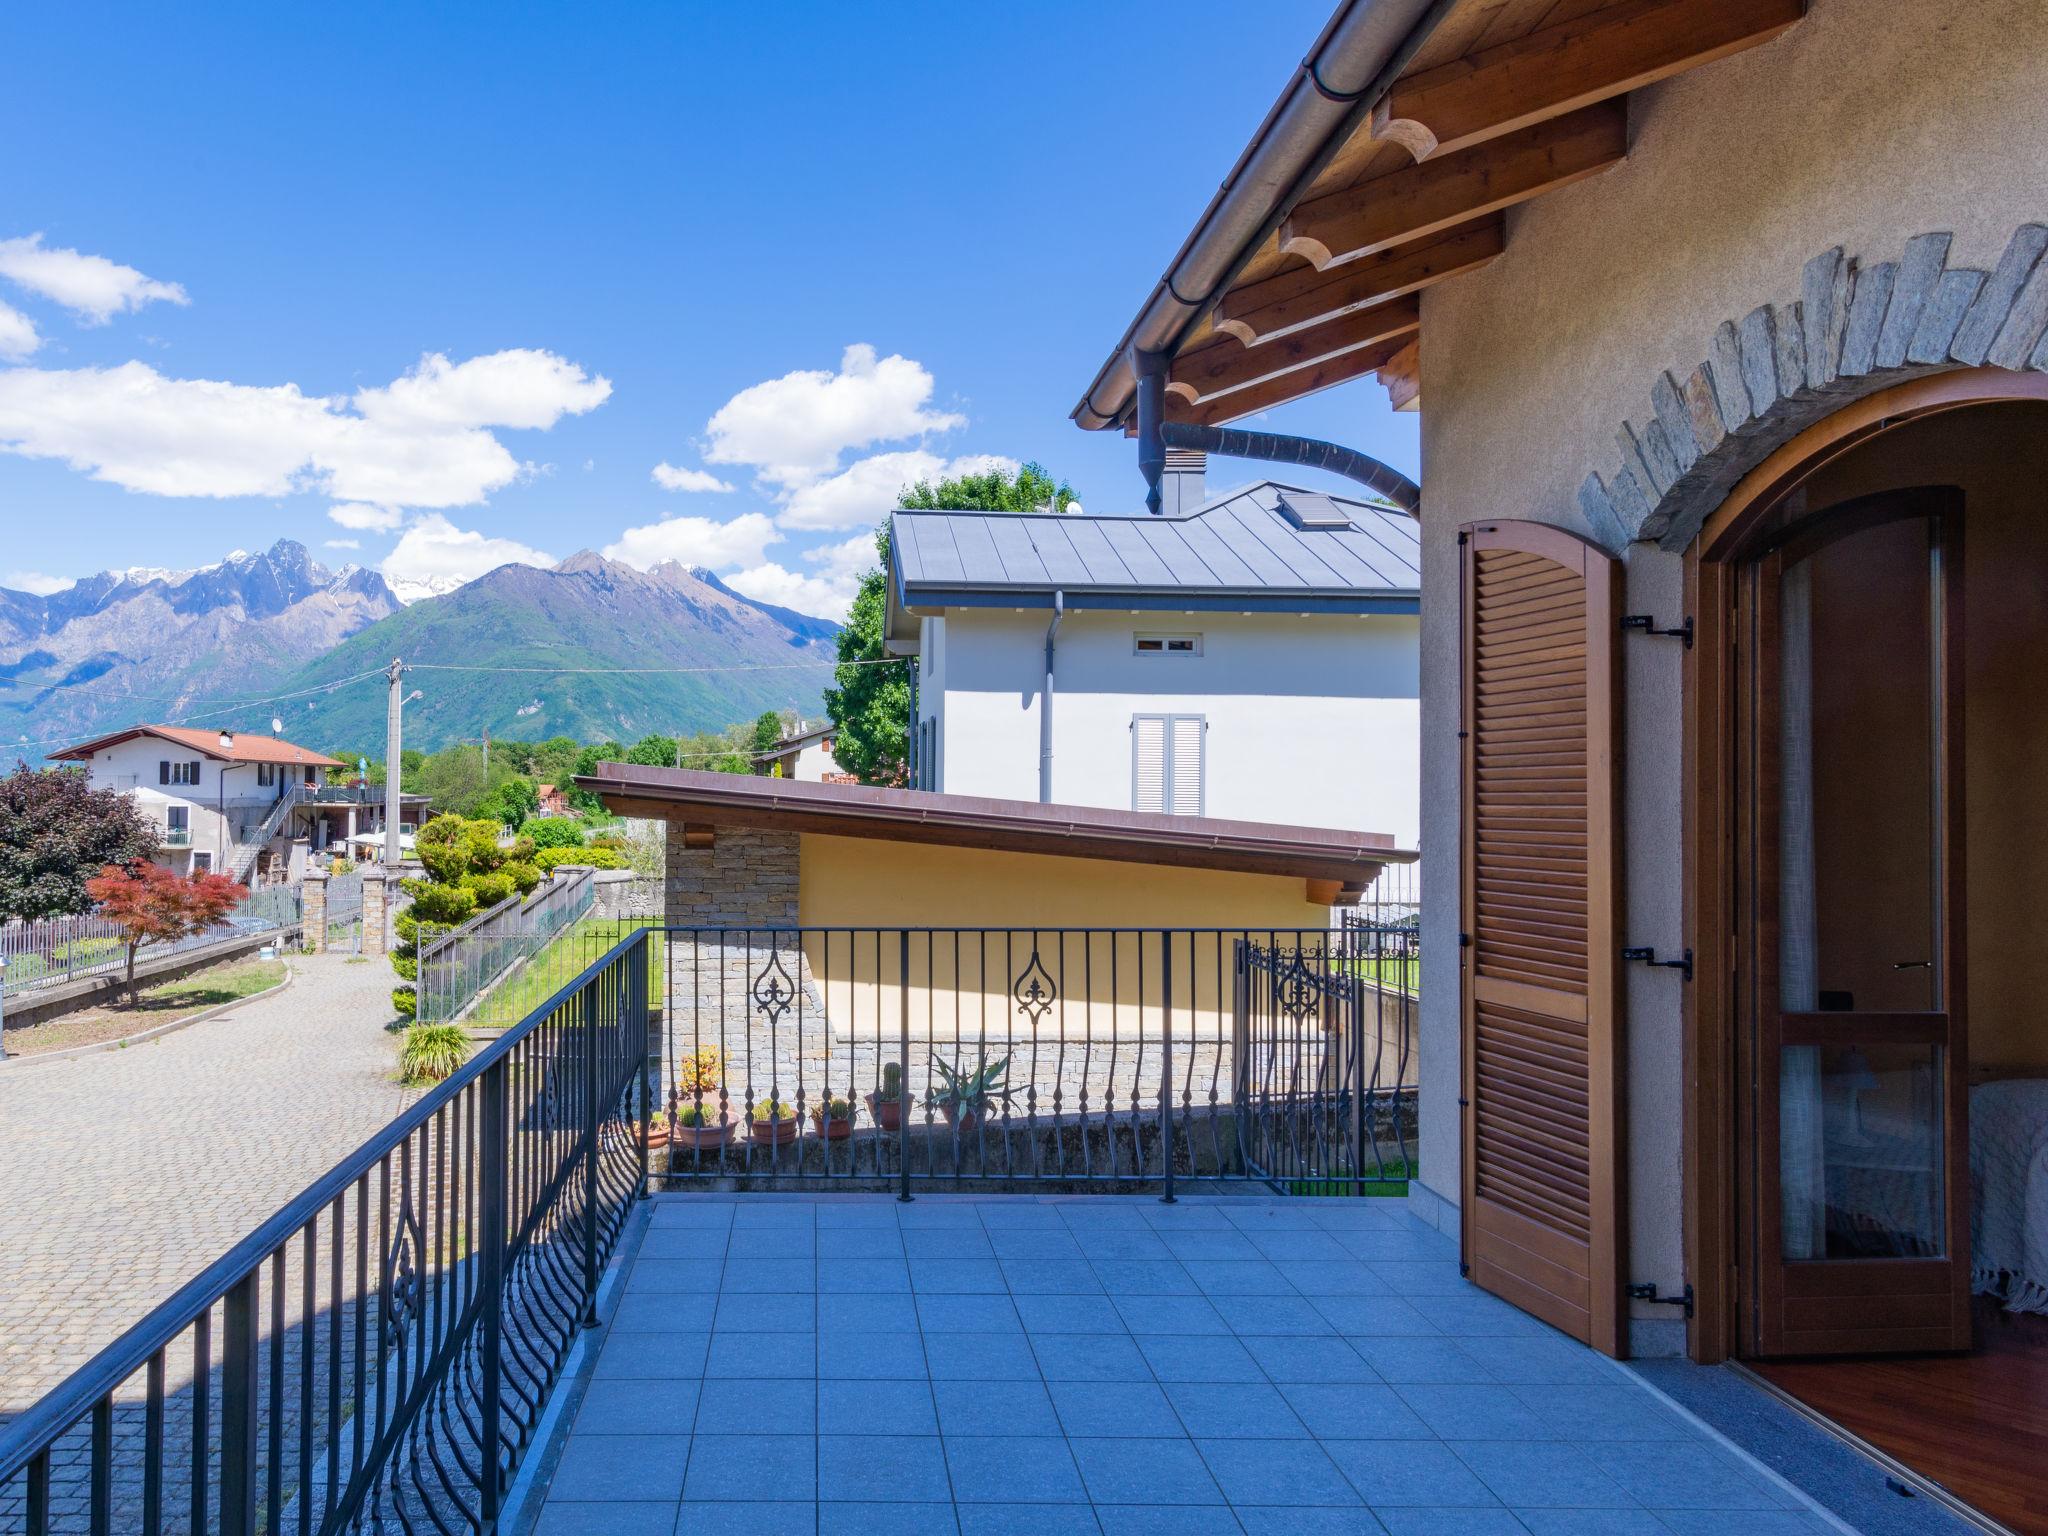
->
[1741,488,1972,1355]
[1459,520,1625,1356]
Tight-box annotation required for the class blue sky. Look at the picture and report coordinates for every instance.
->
[0,1,1417,618]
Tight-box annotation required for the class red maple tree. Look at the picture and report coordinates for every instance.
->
[85,862,248,1000]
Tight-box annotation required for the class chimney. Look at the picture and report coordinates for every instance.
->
[1160,449,1206,516]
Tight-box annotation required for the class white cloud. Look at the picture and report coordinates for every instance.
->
[379,513,554,603]
[0,300,38,360]
[323,538,361,551]
[4,569,72,596]
[0,349,609,509]
[703,343,964,487]
[354,349,610,431]
[651,461,735,494]
[721,534,881,622]
[602,511,780,573]
[780,449,1019,531]
[327,502,403,532]
[0,233,189,324]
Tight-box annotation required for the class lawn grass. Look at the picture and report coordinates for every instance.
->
[470,919,667,1026]
[1,957,289,1056]
[1287,1158,1416,1198]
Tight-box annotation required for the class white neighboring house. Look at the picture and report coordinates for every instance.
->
[759,721,850,783]
[51,725,345,887]
[884,470,1421,849]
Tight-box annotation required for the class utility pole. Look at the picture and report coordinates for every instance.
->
[384,658,406,870]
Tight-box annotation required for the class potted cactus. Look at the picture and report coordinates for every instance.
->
[926,1053,1015,1136]
[811,1094,856,1140]
[670,1099,735,1152]
[749,1094,800,1145]
[867,1062,907,1132]
[643,1107,674,1152]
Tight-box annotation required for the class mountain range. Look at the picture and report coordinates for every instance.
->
[1,540,841,763]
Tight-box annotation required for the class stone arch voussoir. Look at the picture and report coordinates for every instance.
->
[1574,225,2048,554]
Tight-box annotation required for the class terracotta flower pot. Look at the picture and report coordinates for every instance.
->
[750,1114,800,1145]
[866,1092,905,1132]
[643,1125,673,1152]
[812,1112,855,1140]
[941,1102,994,1136]
[670,1119,735,1153]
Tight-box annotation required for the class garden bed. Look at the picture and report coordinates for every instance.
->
[1,956,288,1058]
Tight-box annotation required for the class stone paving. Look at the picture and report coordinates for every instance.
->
[0,951,414,1414]
[534,1195,1844,1536]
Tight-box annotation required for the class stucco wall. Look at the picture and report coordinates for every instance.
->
[1413,0,2048,1347]
[928,607,1421,845]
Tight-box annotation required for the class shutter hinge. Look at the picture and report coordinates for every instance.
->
[1459,1260,1471,1276]
[1456,730,1470,739]
[1627,1281,1695,1318]
[1620,614,1694,648]
[1622,946,1693,982]
[1457,530,1469,545]
[1458,932,1473,948]
[1456,1096,1469,1108]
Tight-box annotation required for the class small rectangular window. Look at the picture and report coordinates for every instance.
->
[166,806,189,830]
[1135,633,1202,656]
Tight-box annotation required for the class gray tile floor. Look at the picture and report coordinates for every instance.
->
[534,1196,1841,1536]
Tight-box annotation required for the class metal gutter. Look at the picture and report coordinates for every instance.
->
[896,589,1420,617]
[1070,0,1454,432]
[1040,589,1063,804]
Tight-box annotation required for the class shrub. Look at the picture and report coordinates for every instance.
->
[536,844,626,872]
[399,1022,468,1084]
[524,816,586,851]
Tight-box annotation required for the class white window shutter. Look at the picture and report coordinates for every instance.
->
[1133,716,1166,812]
[1169,716,1204,816]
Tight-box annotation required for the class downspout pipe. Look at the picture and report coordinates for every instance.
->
[1162,421,1420,514]
[1071,0,1454,432]
[1040,589,1064,804]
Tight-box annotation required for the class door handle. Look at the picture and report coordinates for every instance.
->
[1892,960,1932,970]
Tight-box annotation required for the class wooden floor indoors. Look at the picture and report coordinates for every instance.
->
[1751,1297,2048,1533]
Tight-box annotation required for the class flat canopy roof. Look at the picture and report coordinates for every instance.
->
[577,763,1412,893]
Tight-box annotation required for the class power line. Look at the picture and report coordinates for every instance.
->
[406,656,904,676]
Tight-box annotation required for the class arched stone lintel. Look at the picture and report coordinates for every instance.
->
[1571,224,2048,557]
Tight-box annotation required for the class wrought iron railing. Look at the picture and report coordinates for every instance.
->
[643,925,1417,1194]
[413,869,596,1024]
[0,929,650,1536]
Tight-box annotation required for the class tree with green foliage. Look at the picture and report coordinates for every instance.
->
[476,774,539,829]
[390,815,540,1019]
[751,711,784,757]
[823,527,908,784]
[0,764,161,920]
[900,460,1078,514]
[523,816,588,851]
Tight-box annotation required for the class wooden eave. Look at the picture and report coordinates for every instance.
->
[576,763,1413,901]
[1093,0,1805,428]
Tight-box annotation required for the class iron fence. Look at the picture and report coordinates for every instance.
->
[324,874,365,952]
[0,887,303,998]
[413,869,595,1025]
[646,925,1418,1193]
[0,929,651,1536]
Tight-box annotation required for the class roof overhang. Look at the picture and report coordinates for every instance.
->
[576,763,1412,895]
[1073,0,1806,432]
[896,586,1419,618]
[48,726,346,768]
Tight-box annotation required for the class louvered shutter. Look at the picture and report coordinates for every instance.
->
[1459,520,1624,1356]
[1133,716,1166,812]
[1169,716,1204,816]
[159,760,170,786]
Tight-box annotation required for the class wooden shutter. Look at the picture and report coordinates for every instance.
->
[1460,520,1624,1356]
[1169,716,1204,816]
[1133,716,1166,812]
[159,760,170,785]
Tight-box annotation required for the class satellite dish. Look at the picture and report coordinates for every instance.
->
[271,716,284,733]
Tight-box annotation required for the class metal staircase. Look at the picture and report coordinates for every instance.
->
[226,785,302,882]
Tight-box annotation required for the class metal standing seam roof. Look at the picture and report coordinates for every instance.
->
[889,481,1420,618]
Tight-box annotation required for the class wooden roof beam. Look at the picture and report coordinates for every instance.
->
[1374,0,1804,161]
[1166,297,1420,404]
[1216,217,1505,347]
[1283,103,1628,270]
[1377,338,1421,413]
[1164,335,1411,429]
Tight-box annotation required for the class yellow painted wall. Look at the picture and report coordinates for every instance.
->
[796,833,1341,1044]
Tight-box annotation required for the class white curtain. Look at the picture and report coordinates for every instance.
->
[1778,558,1828,1260]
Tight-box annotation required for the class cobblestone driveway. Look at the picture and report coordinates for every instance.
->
[0,952,414,1414]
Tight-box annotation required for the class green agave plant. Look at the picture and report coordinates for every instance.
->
[925,1053,1015,1116]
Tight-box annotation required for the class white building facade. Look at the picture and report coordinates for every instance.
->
[887,478,1420,848]
[52,725,344,886]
